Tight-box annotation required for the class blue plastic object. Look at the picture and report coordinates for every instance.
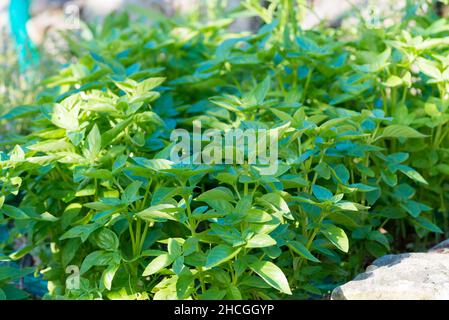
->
[8,0,39,70]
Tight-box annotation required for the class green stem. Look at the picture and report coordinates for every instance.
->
[128,218,136,255]
[138,222,149,254]
[134,219,141,255]
[184,195,196,236]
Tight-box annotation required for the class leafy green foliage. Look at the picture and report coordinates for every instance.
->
[0,1,448,300]
[0,265,33,300]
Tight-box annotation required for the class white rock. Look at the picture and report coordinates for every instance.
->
[332,252,449,300]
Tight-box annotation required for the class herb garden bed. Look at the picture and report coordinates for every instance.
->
[1,1,449,300]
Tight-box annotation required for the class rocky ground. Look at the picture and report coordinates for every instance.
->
[332,239,449,300]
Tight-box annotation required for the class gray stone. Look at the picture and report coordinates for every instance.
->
[430,239,449,253]
[332,250,449,300]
